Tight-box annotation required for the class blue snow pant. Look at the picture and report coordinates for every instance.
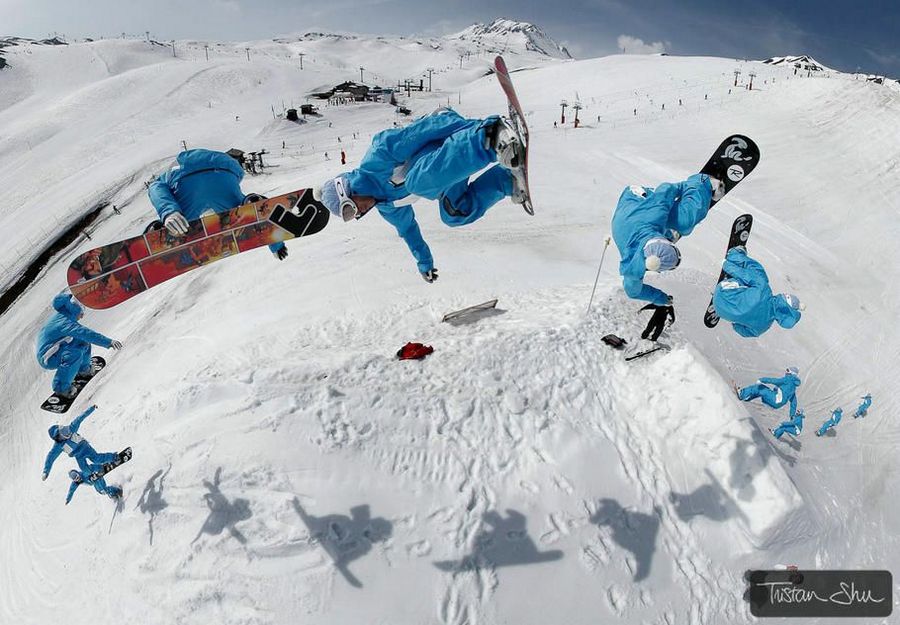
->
[75,447,118,473]
[738,384,784,409]
[772,423,800,439]
[44,342,93,394]
[817,414,841,436]
[402,116,513,227]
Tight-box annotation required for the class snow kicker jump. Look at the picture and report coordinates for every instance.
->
[67,189,330,310]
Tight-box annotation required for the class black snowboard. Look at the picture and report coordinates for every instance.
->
[88,447,132,482]
[703,214,753,328]
[40,356,106,414]
[625,342,671,361]
[700,135,760,206]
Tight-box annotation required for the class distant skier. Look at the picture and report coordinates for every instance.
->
[816,407,843,436]
[36,293,123,398]
[65,468,122,504]
[770,407,805,440]
[735,367,802,414]
[148,148,288,260]
[611,173,723,306]
[42,405,119,480]
[315,107,527,282]
[712,247,803,337]
[853,394,872,418]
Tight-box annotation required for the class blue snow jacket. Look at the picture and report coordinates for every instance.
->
[65,470,120,504]
[611,174,713,305]
[854,394,872,418]
[148,149,284,255]
[36,294,112,369]
[760,372,802,414]
[43,406,96,477]
[778,410,805,434]
[345,110,481,273]
[713,248,801,337]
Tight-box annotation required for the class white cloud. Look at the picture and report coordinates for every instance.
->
[617,34,666,55]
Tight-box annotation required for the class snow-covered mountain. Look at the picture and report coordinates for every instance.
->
[1,26,899,625]
[450,19,572,59]
[762,54,830,72]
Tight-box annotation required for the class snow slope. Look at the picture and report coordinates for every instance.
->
[0,30,898,625]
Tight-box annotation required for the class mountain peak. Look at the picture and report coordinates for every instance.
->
[450,19,571,59]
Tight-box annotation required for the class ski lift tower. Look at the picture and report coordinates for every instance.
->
[748,71,757,90]
[560,99,568,125]
[733,68,742,86]
[572,101,582,126]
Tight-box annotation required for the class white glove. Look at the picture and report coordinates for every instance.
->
[421,268,439,283]
[164,212,190,236]
[110,340,123,350]
[41,472,48,481]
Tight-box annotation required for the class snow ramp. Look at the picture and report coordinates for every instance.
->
[4,284,803,625]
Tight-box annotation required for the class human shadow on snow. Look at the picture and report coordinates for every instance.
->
[433,509,563,573]
[590,498,660,582]
[135,466,171,546]
[669,468,750,526]
[192,467,252,545]
[292,498,393,589]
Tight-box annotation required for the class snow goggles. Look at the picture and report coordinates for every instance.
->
[333,177,359,222]
[69,469,83,483]
[58,425,72,439]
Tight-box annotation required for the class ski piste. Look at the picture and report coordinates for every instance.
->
[700,135,761,207]
[493,56,534,216]
[40,356,105,413]
[67,189,330,310]
[88,447,132,482]
[703,214,754,328]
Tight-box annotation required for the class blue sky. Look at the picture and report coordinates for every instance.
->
[3,0,898,75]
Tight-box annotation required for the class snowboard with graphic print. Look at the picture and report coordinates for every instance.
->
[700,135,760,206]
[88,447,132,482]
[703,214,753,328]
[66,189,329,310]
[40,356,106,414]
[494,56,533,215]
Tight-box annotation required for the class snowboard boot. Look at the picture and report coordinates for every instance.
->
[486,118,524,170]
[509,165,529,206]
[708,175,725,202]
[57,385,79,400]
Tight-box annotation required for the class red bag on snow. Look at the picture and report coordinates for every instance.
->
[396,342,434,360]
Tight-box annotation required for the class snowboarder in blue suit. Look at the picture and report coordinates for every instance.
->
[853,394,872,418]
[35,293,123,397]
[816,407,843,436]
[736,367,802,414]
[42,404,118,480]
[315,108,528,282]
[65,468,122,504]
[611,173,721,305]
[712,247,802,337]
[770,408,805,440]
[148,148,288,260]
